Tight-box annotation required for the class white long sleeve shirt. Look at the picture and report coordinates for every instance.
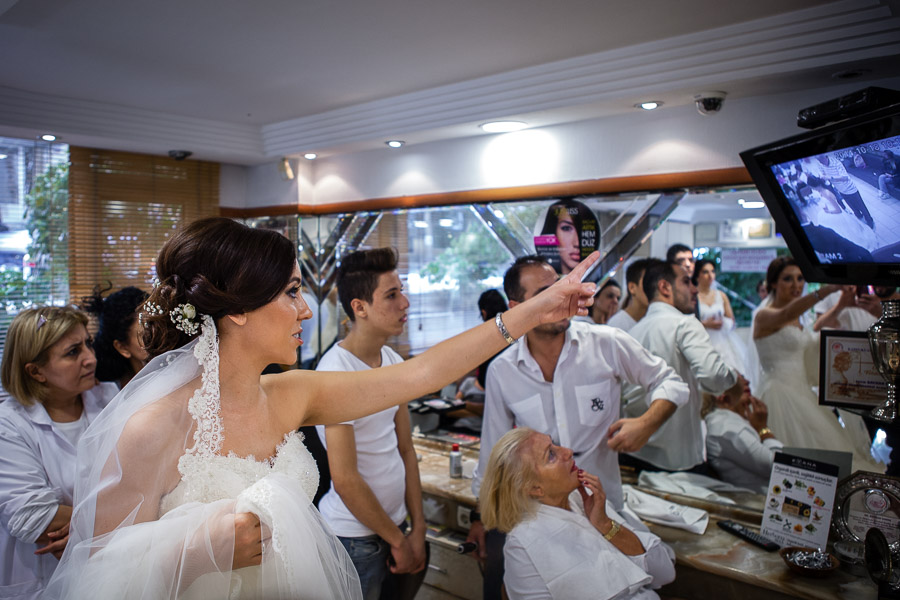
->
[624,302,738,471]
[473,320,688,510]
[704,409,783,494]
[504,496,675,600]
[0,383,118,600]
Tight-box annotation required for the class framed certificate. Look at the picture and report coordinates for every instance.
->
[819,330,888,409]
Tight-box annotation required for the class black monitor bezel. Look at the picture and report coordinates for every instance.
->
[740,103,900,285]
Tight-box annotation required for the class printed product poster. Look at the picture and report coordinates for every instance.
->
[533,199,600,276]
[761,453,839,549]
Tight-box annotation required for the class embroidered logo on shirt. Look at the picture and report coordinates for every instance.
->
[590,398,604,412]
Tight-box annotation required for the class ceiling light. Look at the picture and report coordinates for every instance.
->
[303,153,317,160]
[413,220,429,229]
[385,140,405,148]
[40,134,57,142]
[480,121,528,133]
[439,219,453,227]
[636,101,662,110]
[492,209,504,218]
[0,154,7,160]
[738,199,765,209]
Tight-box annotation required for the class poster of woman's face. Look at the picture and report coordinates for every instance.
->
[533,199,600,274]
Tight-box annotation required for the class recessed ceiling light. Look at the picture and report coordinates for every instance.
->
[439,219,454,227]
[40,134,57,142]
[413,220,429,229]
[303,153,317,160]
[480,121,528,133]
[635,101,662,110]
[738,199,765,209]
[385,140,405,148]
[0,154,7,160]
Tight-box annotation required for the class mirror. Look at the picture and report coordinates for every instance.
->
[239,183,852,519]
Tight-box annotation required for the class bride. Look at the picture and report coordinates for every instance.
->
[44,217,598,599]
[693,259,747,376]
[752,256,880,473]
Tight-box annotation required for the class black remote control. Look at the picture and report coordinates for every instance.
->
[717,520,780,551]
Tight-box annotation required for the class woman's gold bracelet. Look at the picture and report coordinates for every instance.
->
[603,520,621,541]
[758,427,773,437]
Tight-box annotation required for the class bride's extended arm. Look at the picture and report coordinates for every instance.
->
[269,252,599,427]
[753,284,840,339]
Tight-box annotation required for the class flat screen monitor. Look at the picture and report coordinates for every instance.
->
[740,103,900,285]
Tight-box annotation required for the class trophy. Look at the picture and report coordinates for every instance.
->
[868,300,900,422]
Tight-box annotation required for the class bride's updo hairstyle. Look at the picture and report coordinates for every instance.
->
[142,217,296,357]
[764,255,798,297]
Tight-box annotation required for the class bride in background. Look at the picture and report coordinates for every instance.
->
[752,256,881,473]
[44,217,598,599]
[693,259,748,376]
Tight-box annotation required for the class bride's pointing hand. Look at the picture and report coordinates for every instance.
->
[531,251,600,323]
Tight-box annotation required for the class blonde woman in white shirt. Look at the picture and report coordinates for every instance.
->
[480,428,675,600]
[0,306,117,600]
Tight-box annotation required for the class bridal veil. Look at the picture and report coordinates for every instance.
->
[44,316,361,599]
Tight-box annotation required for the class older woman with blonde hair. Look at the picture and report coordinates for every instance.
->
[480,428,675,600]
[0,306,118,599]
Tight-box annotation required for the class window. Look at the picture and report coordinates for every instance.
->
[0,137,69,397]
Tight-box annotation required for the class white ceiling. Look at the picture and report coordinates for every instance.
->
[1,0,899,164]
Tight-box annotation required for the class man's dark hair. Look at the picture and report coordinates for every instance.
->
[665,243,693,263]
[503,255,551,302]
[478,289,508,321]
[624,258,651,287]
[642,258,679,302]
[620,258,650,309]
[336,247,399,321]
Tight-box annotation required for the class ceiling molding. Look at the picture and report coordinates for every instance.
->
[261,0,899,156]
[0,86,264,163]
[0,0,897,164]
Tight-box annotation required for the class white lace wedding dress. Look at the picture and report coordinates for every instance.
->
[44,316,361,599]
[755,326,882,473]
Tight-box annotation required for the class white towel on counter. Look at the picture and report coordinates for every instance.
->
[622,485,709,535]
[637,470,742,504]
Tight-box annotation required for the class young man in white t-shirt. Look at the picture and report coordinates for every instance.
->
[316,247,427,600]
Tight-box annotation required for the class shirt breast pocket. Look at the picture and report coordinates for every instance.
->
[508,393,548,432]
[574,382,616,429]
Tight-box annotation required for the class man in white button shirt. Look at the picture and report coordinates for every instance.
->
[623,258,740,474]
[466,255,688,599]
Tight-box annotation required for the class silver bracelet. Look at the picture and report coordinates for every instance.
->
[495,313,516,345]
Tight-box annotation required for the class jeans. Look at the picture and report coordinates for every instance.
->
[340,535,390,600]
[338,525,429,600]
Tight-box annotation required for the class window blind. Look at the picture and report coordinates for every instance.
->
[0,139,69,402]
[68,147,220,303]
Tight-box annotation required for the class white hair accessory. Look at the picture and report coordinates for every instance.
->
[170,303,199,335]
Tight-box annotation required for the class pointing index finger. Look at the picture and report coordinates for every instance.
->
[566,251,601,283]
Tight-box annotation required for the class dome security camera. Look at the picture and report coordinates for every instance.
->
[694,91,727,116]
[167,150,193,161]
